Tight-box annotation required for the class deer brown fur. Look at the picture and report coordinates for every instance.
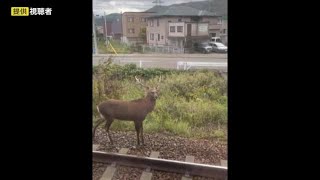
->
[93,76,161,146]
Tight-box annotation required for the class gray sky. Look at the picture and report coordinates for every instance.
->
[93,0,206,15]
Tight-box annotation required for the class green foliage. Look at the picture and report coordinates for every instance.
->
[139,27,147,43]
[98,39,132,54]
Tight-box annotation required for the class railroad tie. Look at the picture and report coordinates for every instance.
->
[140,151,160,180]
[220,160,228,180]
[93,144,99,151]
[118,148,129,155]
[181,155,195,180]
[220,159,227,167]
[99,148,128,180]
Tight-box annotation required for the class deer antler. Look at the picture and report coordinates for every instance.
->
[135,76,149,89]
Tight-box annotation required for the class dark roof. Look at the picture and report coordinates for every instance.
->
[148,6,220,18]
[94,13,121,26]
[145,5,170,13]
[123,12,154,14]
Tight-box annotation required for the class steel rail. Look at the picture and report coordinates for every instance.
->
[93,150,227,179]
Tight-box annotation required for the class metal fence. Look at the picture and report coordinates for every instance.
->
[141,45,185,54]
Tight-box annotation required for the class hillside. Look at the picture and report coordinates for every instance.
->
[146,0,227,17]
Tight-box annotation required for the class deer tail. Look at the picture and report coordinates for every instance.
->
[96,105,105,119]
[96,106,100,114]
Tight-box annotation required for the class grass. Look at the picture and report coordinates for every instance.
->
[98,40,132,54]
[93,63,227,141]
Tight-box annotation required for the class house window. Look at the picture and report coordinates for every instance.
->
[128,17,134,22]
[223,29,227,34]
[158,34,160,41]
[129,28,135,33]
[150,20,154,27]
[157,19,159,26]
[218,19,222,24]
[150,33,154,40]
[140,17,146,22]
[210,33,216,37]
[170,26,175,32]
[161,36,164,39]
[168,20,172,22]
[177,26,183,32]
[178,18,182,22]
[191,17,200,22]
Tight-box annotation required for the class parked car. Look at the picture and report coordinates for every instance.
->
[211,37,223,43]
[209,42,228,53]
[193,42,212,53]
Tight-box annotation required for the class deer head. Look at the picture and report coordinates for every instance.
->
[135,76,162,100]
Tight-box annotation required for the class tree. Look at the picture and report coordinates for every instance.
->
[139,27,147,44]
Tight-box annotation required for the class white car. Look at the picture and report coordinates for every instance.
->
[209,42,228,53]
[211,37,223,43]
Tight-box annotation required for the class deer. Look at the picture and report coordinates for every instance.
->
[93,76,161,146]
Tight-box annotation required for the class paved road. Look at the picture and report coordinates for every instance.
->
[93,54,228,71]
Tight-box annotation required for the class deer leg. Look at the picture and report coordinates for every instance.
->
[140,122,144,145]
[105,118,114,145]
[93,118,105,139]
[134,121,141,146]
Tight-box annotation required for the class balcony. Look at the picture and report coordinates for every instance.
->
[208,24,222,30]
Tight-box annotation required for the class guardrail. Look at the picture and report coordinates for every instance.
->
[177,61,227,70]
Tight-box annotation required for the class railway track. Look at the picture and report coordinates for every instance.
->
[93,145,227,180]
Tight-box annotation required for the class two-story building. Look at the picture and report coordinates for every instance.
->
[146,6,222,48]
[121,12,155,45]
[220,19,228,45]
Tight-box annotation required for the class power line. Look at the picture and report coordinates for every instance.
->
[152,0,164,6]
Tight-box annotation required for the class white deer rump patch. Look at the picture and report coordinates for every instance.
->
[97,106,106,119]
